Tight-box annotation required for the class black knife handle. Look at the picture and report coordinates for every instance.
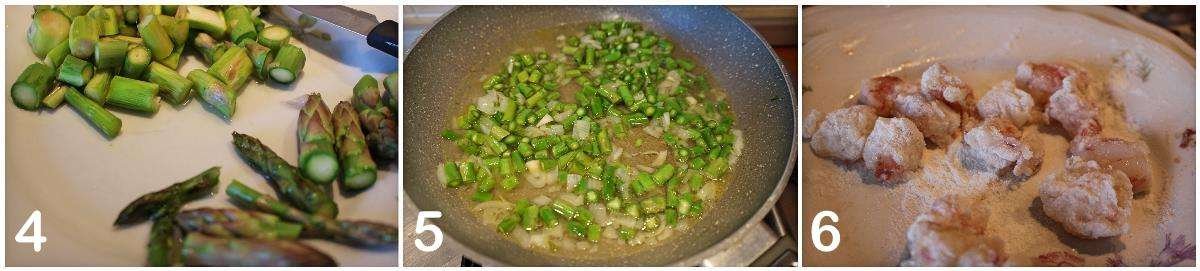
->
[367,20,399,57]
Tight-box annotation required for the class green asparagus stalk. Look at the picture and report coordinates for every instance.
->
[268,44,306,84]
[160,46,185,70]
[122,45,152,79]
[181,233,336,267]
[187,69,237,120]
[11,62,56,110]
[257,25,290,50]
[108,35,144,45]
[137,14,174,60]
[93,39,128,70]
[106,75,161,113]
[42,84,69,108]
[42,41,70,69]
[68,15,99,59]
[64,85,121,138]
[243,40,273,80]
[28,9,71,58]
[56,5,91,19]
[224,6,257,44]
[231,132,338,218]
[332,102,378,191]
[84,71,113,104]
[162,5,178,15]
[192,33,228,64]
[148,208,183,267]
[147,62,193,105]
[352,75,398,161]
[383,72,398,116]
[226,181,398,247]
[114,167,220,226]
[209,45,253,91]
[139,5,162,19]
[183,5,227,38]
[123,6,139,25]
[57,55,94,87]
[176,208,302,240]
[156,15,189,47]
[86,6,118,36]
[298,94,339,184]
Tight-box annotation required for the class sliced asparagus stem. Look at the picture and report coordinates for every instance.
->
[156,15,189,47]
[184,5,227,38]
[243,40,273,80]
[257,25,290,50]
[139,5,162,19]
[84,71,113,104]
[162,5,178,15]
[114,167,220,226]
[57,55,94,87]
[68,15,99,59]
[28,9,71,58]
[298,94,339,184]
[187,69,236,120]
[137,14,174,60]
[57,5,90,19]
[226,181,398,247]
[123,6,139,26]
[108,35,144,46]
[147,62,193,105]
[121,45,152,79]
[209,45,253,91]
[42,41,70,69]
[159,46,185,70]
[352,75,398,161]
[106,75,161,113]
[175,208,303,240]
[269,44,305,84]
[11,62,56,110]
[42,84,69,108]
[192,32,229,64]
[223,6,257,44]
[86,6,119,36]
[93,39,128,70]
[384,72,398,116]
[231,132,338,218]
[333,101,378,191]
[147,208,183,267]
[181,233,336,267]
[64,86,122,138]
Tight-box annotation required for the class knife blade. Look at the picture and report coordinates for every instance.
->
[269,5,398,57]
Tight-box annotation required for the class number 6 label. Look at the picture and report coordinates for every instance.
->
[15,210,46,252]
[413,211,443,252]
[810,210,840,252]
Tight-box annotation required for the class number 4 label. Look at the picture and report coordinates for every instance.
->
[414,211,443,252]
[15,210,46,252]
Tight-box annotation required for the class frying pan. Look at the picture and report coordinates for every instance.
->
[403,6,796,266]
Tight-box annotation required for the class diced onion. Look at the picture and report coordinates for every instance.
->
[435,164,448,185]
[652,151,668,167]
[730,129,744,165]
[572,119,591,140]
[697,182,719,201]
[608,147,623,162]
[566,174,582,190]
[476,91,501,115]
[547,125,565,135]
[532,195,552,205]
[537,115,554,127]
[559,192,584,206]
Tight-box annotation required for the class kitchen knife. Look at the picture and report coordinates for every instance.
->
[270,5,398,57]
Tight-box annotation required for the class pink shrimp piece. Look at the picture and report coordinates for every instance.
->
[1045,75,1102,137]
[858,76,919,117]
[863,117,925,183]
[894,92,962,147]
[1015,61,1089,107]
[976,80,1039,127]
[962,118,1044,178]
[921,63,976,114]
[1069,136,1154,193]
[903,195,1010,267]
[811,105,878,161]
[1034,251,1085,267]
[1039,156,1132,239]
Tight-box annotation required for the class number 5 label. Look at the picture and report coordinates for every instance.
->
[15,210,46,252]
[810,210,840,252]
[414,211,443,252]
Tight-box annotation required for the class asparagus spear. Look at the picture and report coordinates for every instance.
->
[42,84,69,108]
[187,69,236,120]
[383,72,398,117]
[28,9,71,58]
[257,25,290,50]
[42,41,70,69]
[64,85,121,138]
[106,75,161,114]
[209,45,253,91]
[297,94,339,184]
[226,181,397,247]
[159,45,185,70]
[183,5,227,38]
[84,71,112,104]
[68,15,99,59]
[243,40,273,80]
[268,44,305,84]
[57,55,94,87]
[93,39,128,70]
[137,14,174,60]
[148,208,183,267]
[114,167,220,226]
[56,5,91,19]
[147,62,193,105]
[181,233,336,267]
[175,208,302,240]
[121,45,152,79]
[223,6,257,44]
[156,15,189,47]
[86,5,118,36]
[231,132,338,218]
[11,62,56,110]
[139,5,162,19]
[333,101,378,191]
[352,75,398,161]
[108,35,144,46]
[192,33,229,65]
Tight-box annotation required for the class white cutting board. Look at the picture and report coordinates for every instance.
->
[4,5,398,266]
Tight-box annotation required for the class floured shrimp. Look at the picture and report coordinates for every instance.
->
[894,92,961,147]
[1039,156,1132,239]
[1046,75,1102,137]
[1069,136,1154,193]
[859,76,919,116]
[863,117,925,183]
[1015,61,1089,106]
[1034,251,1085,267]
[921,63,976,115]
[802,109,824,140]
[961,118,1043,178]
[976,80,1039,127]
[811,105,878,161]
[903,195,1010,267]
